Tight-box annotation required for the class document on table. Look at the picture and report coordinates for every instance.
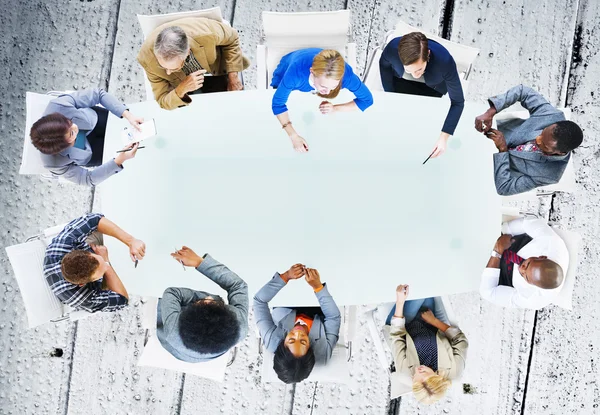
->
[121,119,157,144]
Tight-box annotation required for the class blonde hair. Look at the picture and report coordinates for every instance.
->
[412,373,452,405]
[311,49,345,99]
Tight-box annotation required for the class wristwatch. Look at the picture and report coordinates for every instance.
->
[490,250,502,259]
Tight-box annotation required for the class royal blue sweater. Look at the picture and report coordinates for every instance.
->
[379,38,465,135]
[271,48,374,115]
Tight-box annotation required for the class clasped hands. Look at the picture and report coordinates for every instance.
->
[281,263,323,291]
[475,107,508,152]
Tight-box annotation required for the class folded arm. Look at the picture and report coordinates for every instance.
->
[53,88,128,122]
[488,84,560,117]
[493,152,551,196]
[342,66,374,111]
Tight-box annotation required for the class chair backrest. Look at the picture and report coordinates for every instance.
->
[138,334,230,381]
[550,227,581,310]
[136,7,224,38]
[5,238,65,328]
[21,92,56,175]
[260,305,352,383]
[387,21,479,79]
[261,10,354,86]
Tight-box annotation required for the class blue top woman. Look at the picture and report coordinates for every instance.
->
[271,48,373,152]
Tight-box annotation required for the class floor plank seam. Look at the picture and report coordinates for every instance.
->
[103,0,123,91]
[60,321,79,415]
[173,373,186,414]
[565,0,584,107]
[361,0,379,75]
[440,0,455,39]
[520,310,539,415]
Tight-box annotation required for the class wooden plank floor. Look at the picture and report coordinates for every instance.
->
[0,1,598,414]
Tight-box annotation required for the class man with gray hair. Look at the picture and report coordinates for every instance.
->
[138,17,250,110]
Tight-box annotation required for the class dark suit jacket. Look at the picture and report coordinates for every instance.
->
[379,37,464,135]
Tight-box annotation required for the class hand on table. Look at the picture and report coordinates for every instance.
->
[494,234,514,254]
[305,268,323,291]
[128,238,146,262]
[319,101,335,115]
[396,284,409,303]
[171,246,203,268]
[176,70,206,97]
[281,263,306,283]
[486,128,508,152]
[122,110,144,131]
[290,134,309,153]
[227,73,244,91]
[114,142,139,166]
[90,244,109,262]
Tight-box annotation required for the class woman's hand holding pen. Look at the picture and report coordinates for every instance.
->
[114,142,139,166]
[290,134,309,153]
[430,132,450,158]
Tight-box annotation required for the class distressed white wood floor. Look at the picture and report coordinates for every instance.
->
[0,0,598,414]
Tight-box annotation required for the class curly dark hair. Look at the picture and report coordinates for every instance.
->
[30,113,73,155]
[61,250,100,284]
[178,301,240,354]
[552,120,583,153]
[273,340,316,383]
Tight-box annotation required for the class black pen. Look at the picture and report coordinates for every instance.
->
[422,149,436,165]
[117,146,145,153]
[134,258,138,268]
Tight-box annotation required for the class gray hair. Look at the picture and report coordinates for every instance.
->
[154,26,189,61]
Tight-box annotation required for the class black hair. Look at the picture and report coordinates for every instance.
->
[273,340,316,383]
[552,120,583,153]
[178,301,240,354]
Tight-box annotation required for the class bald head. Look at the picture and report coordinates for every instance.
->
[519,256,564,289]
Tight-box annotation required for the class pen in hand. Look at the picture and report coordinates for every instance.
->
[422,149,436,165]
[117,146,145,153]
[175,247,186,271]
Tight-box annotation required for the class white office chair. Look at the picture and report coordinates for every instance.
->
[21,91,77,183]
[256,10,357,90]
[365,297,458,399]
[136,7,232,101]
[363,20,479,93]
[258,305,357,384]
[138,297,236,381]
[5,223,92,328]
[499,208,581,310]
[497,108,576,201]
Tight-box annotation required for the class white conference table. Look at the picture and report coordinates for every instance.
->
[101,90,501,306]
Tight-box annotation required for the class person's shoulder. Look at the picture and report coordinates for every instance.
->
[429,40,453,61]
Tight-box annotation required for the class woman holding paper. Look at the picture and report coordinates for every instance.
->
[386,284,468,404]
[30,88,144,186]
[271,48,373,152]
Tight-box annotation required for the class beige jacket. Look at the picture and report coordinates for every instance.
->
[386,318,468,397]
[137,17,250,110]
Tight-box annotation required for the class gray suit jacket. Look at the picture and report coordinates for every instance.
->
[489,85,569,196]
[156,254,249,363]
[253,274,341,364]
[41,88,128,186]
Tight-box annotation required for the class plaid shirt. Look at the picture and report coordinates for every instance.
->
[43,214,128,313]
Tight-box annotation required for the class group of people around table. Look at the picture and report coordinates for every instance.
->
[32,15,581,405]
